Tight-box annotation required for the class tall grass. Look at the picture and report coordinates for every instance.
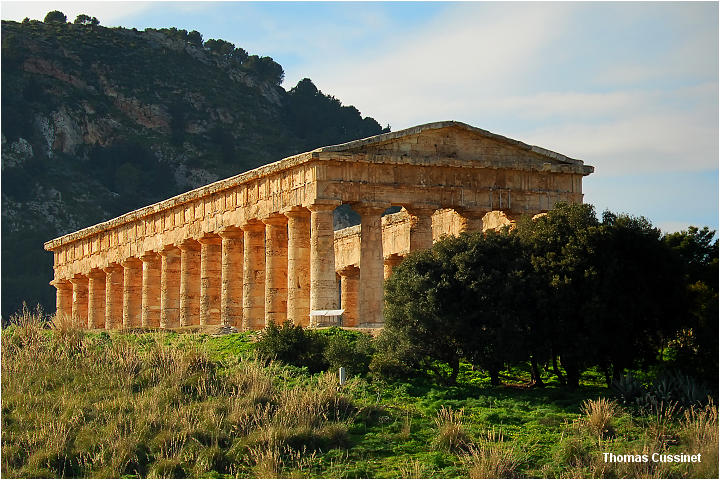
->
[2,312,718,479]
[1,316,354,478]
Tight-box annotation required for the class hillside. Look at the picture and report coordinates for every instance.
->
[1,17,387,318]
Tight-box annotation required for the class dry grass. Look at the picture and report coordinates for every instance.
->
[461,430,521,479]
[580,397,623,440]
[1,317,353,478]
[433,405,470,452]
[679,400,719,478]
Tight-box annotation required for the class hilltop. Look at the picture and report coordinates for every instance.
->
[1,16,387,317]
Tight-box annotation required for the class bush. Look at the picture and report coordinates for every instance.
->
[323,330,375,376]
[255,321,327,373]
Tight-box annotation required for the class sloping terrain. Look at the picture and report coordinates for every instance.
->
[1,18,386,317]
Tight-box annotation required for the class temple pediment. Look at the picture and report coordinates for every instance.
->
[316,121,594,175]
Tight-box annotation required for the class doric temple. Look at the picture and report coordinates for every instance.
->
[44,121,594,330]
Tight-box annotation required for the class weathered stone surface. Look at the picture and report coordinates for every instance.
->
[88,269,106,329]
[103,263,123,329]
[219,228,243,328]
[242,221,265,330]
[264,214,288,326]
[140,252,161,328]
[199,235,222,326]
[286,207,311,327]
[121,258,142,328]
[159,247,181,328]
[339,266,359,327]
[45,121,593,330]
[179,240,200,327]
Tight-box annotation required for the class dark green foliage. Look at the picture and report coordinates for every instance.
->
[285,78,389,149]
[255,321,328,373]
[73,14,99,26]
[187,30,203,47]
[43,11,67,23]
[380,202,715,391]
[321,329,375,376]
[612,371,713,412]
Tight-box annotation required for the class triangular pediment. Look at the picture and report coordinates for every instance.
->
[317,121,592,173]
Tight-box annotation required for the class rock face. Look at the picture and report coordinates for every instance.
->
[1,19,386,317]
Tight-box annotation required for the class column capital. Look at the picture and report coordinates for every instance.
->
[307,200,341,212]
[352,201,387,216]
[88,268,106,279]
[198,234,222,246]
[69,274,88,284]
[241,219,265,232]
[121,257,143,268]
[178,239,201,251]
[50,278,72,288]
[338,265,360,277]
[282,206,311,218]
[403,204,439,216]
[218,226,244,238]
[102,262,123,273]
[455,206,489,218]
[159,245,181,256]
[262,213,288,226]
[140,251,161,262]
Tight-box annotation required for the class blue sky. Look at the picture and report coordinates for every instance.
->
[3,1,718,233]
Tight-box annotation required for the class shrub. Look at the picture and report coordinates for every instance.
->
[255,321,327,373]
[323,330,375,376]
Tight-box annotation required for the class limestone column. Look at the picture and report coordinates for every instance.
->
[339,266,359,327]
[199,235,222,326]
[264,214,288,326]
[122,258,142,329]
[103,263,123,330]
[69,275,89,329]
[285,207,311,327]
[405,205,436,251]
[87,269,106,329]
[242,221,266,330]
[51,279,73,325]
[219,227,244,328]
[179,240,201,327]
[140,252,161,328]
[456,207,487,233]
[160,246,181,329]
[355,202,387,327]
[384,254,404,280]
[308,202,340,326]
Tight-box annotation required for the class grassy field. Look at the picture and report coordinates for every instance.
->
[1,313,717,478]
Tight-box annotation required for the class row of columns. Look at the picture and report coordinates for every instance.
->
[52,204,485,330]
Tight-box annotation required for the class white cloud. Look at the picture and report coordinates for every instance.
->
[300,3,717,176]
[306,3,578,128]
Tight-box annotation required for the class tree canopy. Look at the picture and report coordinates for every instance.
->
[44,11,67,23]
[377,203,717,388]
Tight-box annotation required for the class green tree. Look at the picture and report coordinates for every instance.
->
[74,14,100,27]
[44,11,67,23]
[74,14,92,24]
[515,202,600,388]
[204,38,235,56]
[663,227,719,383]
[187,30,203,47]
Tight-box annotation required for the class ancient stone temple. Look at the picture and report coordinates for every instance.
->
[44,121,594,330]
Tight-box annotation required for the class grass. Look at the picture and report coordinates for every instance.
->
[2,310,718,478]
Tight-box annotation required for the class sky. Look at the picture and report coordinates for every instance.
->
[2,0,718,233]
